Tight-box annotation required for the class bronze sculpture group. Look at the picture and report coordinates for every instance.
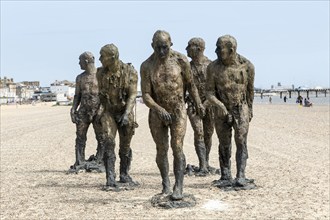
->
[69,30,255,206]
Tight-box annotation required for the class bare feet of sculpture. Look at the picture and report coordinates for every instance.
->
[67,162,87,174]
[207,166,219,175]
[67,157,105,174]
[185,164,219,177]
[213,178,256,191]
[151,194,196,209]
[119,174,140,187]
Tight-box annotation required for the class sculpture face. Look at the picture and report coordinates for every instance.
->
[215,36,237,65]
[79,57,87,70]
[99,50,115,69]
[215,42,231,63]
[154,40,170,60]
[152,31,172,61]
[79,51,95,70]
[186,43,199,59]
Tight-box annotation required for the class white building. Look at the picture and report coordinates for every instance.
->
[50,85,75,100]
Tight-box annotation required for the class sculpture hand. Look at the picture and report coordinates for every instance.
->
[70,109,77,124]
[197,103,206,118]
[217,104,228,118]
[158,108,172,125]
[249,110,253,122]
[227,113,233,124]
[119,112,129,127]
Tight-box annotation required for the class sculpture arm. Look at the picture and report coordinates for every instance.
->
[140,62,165,112]
[71,75,81,113]
[95,69,105,117]
[180,57,205,117]
[206,65,228,115]
[124,67,138,115]
[247,62,255,121]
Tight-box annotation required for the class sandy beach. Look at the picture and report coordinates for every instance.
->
[0,102,329,219]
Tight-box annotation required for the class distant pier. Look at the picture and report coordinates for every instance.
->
[256,88,330,99]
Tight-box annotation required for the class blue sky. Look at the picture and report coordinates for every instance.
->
[1,1,329,89]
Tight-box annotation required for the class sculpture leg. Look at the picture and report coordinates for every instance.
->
[149,110,171,194]
[187,106,208,174]
[233,104,251,186]
[171,150,186,200]
[214,114,233,187]
[103,140,117,187]
[74,120,89,168]
[194,140,208,175]
[93,120,105,164]
[203,107,215,170]
[170,111,187,200]
[101,112,118,187]
[118,113,136,183]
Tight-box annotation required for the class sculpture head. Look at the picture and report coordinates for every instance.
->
[79,51,95,70]
[186,37,205,60]
[215,35,237,65]
[152,30,173,60]
[99,44,119,69]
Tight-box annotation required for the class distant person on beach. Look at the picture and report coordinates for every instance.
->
[70,51,104,172]
[97,44,139,189]
[304,98,313,107]
[185,37,215,176]
[206,35,255,188]
[297,95,303,105]
[284,96,287,103]
[269,96,272,104]
[140,30,205,200]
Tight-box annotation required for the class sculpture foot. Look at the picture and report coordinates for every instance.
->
[67,163,86,174]
[194,168,209,177]
[185,164,195,176]
[85,161,105,173]
[212,179,233,188]
[151,193,196,209]
[161,187,171,195]
[207,166,219,175]
[102,184,120,192]
[233,178,256,190]
[119,175,140,186]
[185,164,210,176]
[171,190,183,201]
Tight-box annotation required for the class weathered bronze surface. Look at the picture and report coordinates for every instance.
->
[185,38,215,176]
[140,30,204,201]
[97,44,139,189]
[206,35,256,189]
[69,51,105,173]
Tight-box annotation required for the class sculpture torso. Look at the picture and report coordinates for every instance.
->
[210,55,251,110]
[149,56,185,113]
[97,62,130,113]
[77,71,99,111]
[190,57,211,102]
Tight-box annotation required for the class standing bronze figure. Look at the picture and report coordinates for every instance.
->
[97,44,138,189]
[185,38,215,176]
[206,35,255,188]
[140,30,205,200]
[69,51,104,172]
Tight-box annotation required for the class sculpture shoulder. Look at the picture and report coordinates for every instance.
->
[96,67,104,75]
[121,61,138,76]
[207,60,219,72]
[96,67,104,80]
[171,50,189,65]
[141,54,154,68]
[238,54,254,70]
[204,56,212,65]
[76,73,82,81]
